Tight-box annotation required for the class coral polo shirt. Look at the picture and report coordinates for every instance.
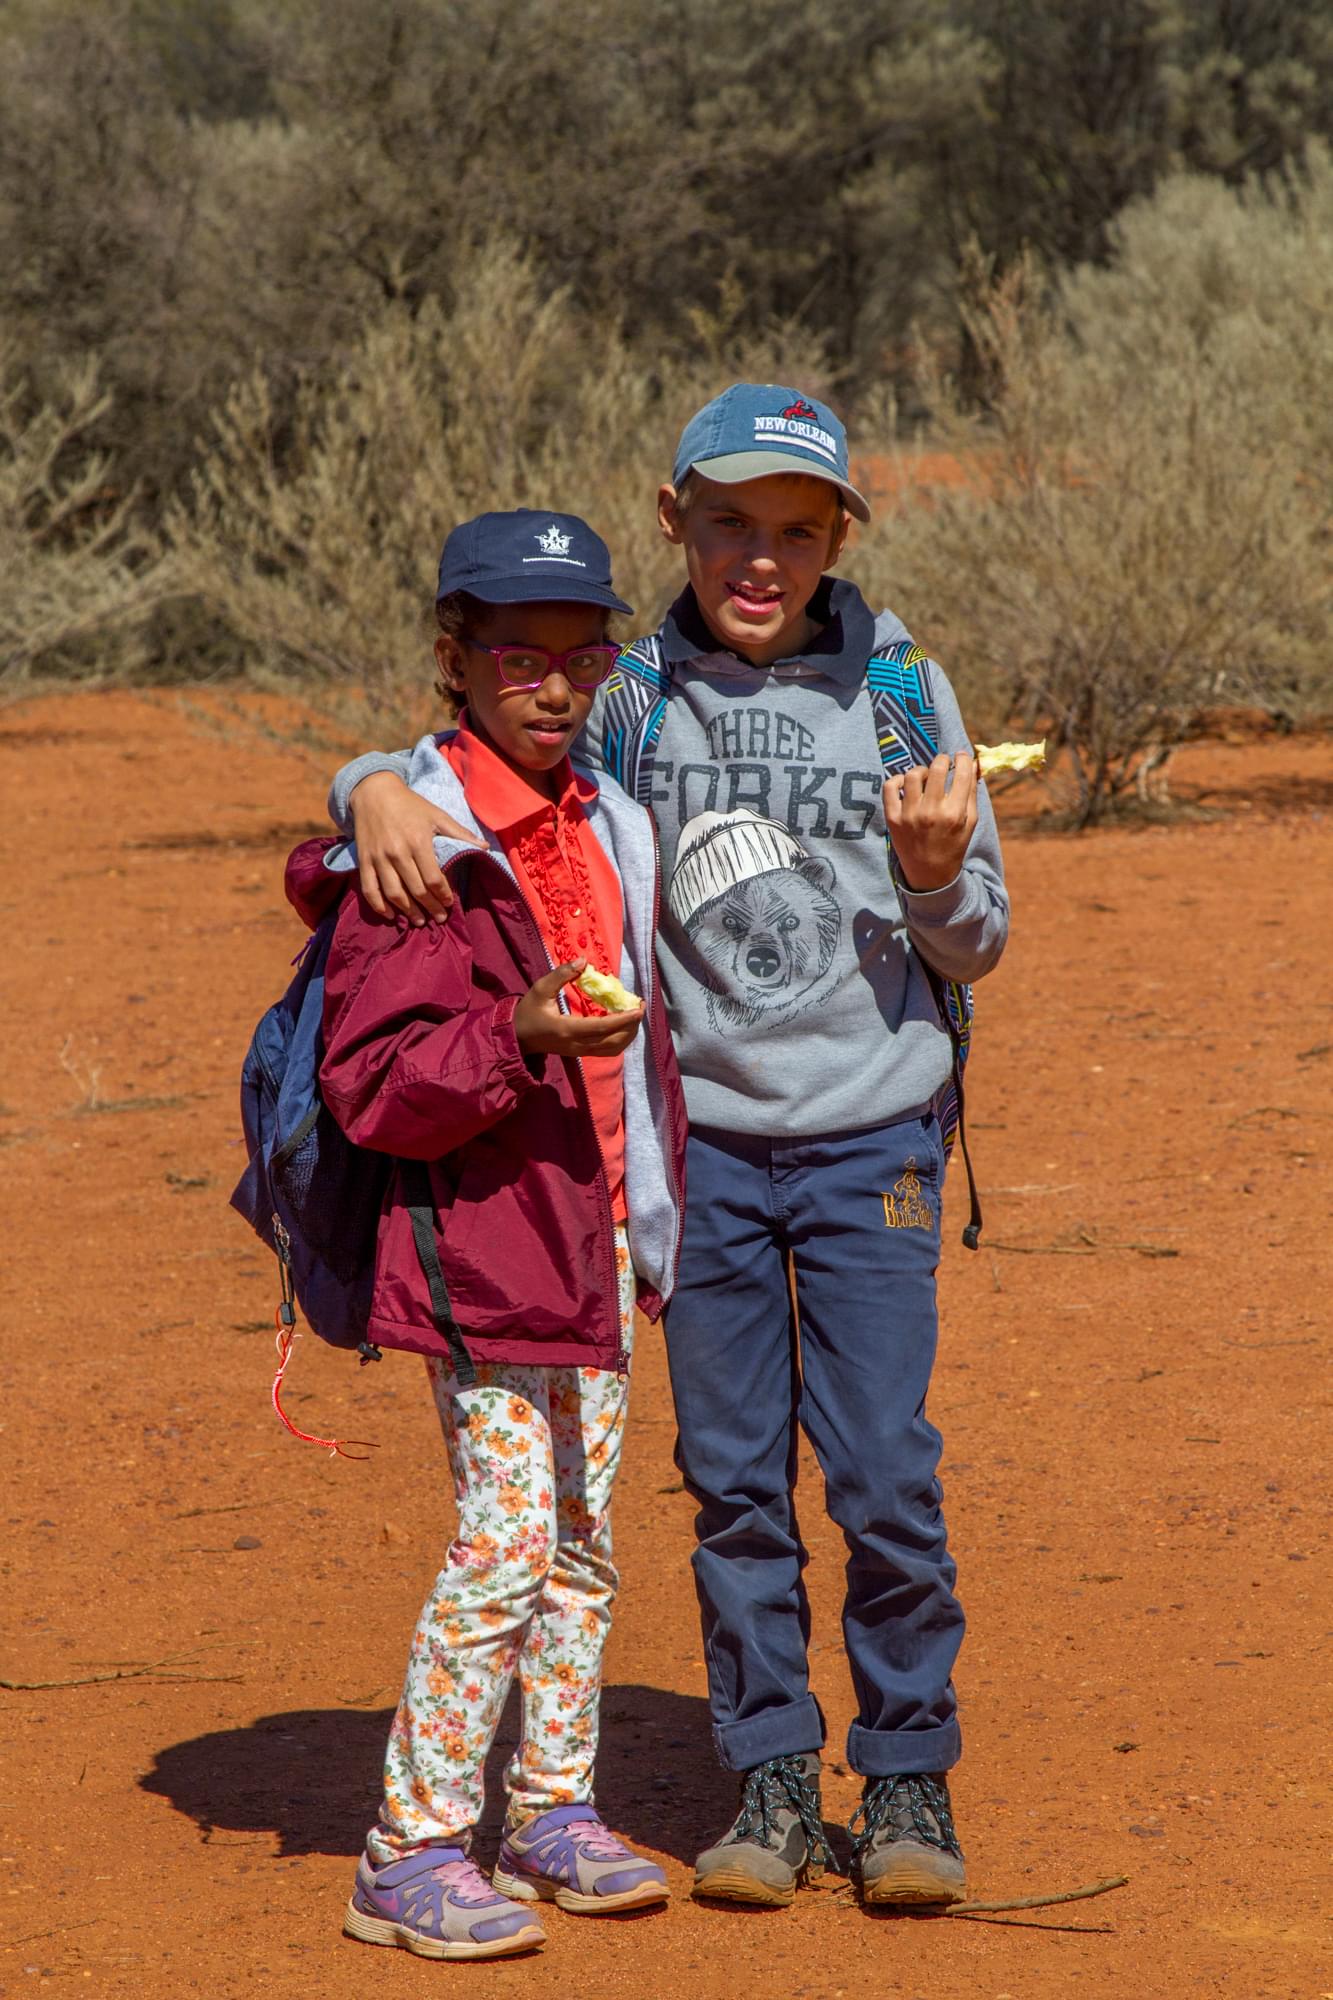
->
[445,721,628,1222]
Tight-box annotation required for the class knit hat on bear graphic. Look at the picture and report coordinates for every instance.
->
[668,809,809,930]
[672,383,870,522]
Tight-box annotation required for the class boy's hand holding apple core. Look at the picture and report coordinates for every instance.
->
[349,772,483,925]
[883,751,980,893]
[515,961,645,1059]
[975,739,1045,777]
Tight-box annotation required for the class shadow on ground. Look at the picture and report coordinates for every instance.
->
[140,1683,745,1865]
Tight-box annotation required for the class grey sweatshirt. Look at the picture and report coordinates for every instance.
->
[329,580,1009,1138]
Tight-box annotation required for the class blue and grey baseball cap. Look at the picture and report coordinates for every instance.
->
[436,508,632,613]
[672,383,870,522]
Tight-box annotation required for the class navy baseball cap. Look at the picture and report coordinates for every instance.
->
[672,382,870,522]
[436,508,632,613]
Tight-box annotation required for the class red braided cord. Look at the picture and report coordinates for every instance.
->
[271,1314,377,1461]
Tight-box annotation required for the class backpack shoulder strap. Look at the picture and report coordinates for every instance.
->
[399,1157,476,1387]
[865,639,982,1248]
[603,632,942,802]
[866,640,942,773]
[598,635,672,805]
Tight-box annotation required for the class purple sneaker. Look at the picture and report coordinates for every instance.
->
[343,1844,546,1959]
[493,1805,670,1914]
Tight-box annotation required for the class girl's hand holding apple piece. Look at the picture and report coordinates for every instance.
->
[514,961,644,1058]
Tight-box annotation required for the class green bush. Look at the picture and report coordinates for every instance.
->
[857,155,1333,822]
[2,0,1330,515]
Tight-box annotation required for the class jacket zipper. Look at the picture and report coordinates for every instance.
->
[646,818,686,1285]
[570,1053,625,1374]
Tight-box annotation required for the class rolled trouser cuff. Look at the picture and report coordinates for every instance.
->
[847,1717,961,1777]
[712,1695,825,1772]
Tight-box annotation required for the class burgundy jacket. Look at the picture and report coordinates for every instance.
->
[284,750,686,1372]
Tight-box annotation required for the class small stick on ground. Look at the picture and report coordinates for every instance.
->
[946,1874,1129,1916]
[948,1915,1115,1933]
[1,1653,242,1691]
[990,1239,1177,1259]
[0,1917,105,1952]
[989,1241,1098,1256]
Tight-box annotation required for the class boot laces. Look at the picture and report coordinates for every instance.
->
[731,1755,834,1870]
[848,1773,961,1860]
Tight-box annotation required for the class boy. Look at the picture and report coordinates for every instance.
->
[328,388,1009,1910]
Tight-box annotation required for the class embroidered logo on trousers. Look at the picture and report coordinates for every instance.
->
[882,1161,932,1231]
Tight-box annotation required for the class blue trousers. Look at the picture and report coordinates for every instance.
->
[664,1116,964,1777]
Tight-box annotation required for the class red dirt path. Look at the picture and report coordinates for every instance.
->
[2,692,1330,1998]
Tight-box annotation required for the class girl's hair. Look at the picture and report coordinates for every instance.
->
[435,588,484,640]
[669,469,847,548]
[433,590,483,711]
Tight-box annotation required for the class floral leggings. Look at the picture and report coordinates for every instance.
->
[367,1230,635,1862]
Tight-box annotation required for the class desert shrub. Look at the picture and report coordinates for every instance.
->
[0,4,223,495]
[3,0,1330,525]
[4,1,1329,731]
[164,242,827,739]
[0,339,161,691]
[857,156,1333,823]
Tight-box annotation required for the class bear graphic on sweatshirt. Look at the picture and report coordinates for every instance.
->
[668,809,841,1030]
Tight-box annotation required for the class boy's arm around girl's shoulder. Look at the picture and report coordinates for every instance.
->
[318,879,540,1161]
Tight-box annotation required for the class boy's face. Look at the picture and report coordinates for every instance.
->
[434,600,607,789]
[658,472,849,666]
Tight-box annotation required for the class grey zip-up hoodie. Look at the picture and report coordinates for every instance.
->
[329,580,1008,1138]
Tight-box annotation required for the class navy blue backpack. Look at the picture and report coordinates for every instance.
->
[230,907,476,1393]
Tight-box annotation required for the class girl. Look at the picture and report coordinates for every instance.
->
[293,508,686,1960]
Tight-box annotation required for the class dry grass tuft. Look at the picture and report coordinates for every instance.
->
[0,338,163,693]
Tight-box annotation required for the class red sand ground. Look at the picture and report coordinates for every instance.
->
[1,691,1330,1999]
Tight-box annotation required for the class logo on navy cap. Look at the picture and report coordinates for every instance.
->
[523,521,586,568]
[781,399,818,421]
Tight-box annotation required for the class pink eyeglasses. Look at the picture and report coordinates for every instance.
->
[466,640,621,690]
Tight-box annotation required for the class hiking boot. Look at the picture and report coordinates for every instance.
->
[343,1843,546,1959]
[693,1752,833,1907]
[849,1772,966,1906]
[493,1804,670,1914]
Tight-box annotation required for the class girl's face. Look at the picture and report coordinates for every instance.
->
[657,472,848,667]
[434,600,608,794]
